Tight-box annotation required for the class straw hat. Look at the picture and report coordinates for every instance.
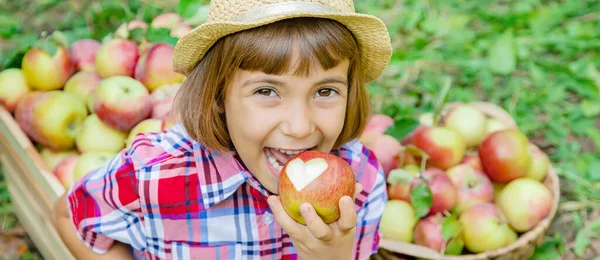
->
[172,0,393,82]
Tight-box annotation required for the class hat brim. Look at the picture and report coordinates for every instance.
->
[173,11,392,82]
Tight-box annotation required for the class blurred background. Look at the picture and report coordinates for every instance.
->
[0,0,599,259]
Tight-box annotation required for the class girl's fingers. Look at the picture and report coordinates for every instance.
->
[353,182,363,199]
[267,196,304,237]
[299,203,334,241]
[336,195,358,232]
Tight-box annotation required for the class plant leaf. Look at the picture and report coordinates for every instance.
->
[386,169,414,185]
[410,183,432,218]
[488,29,516,75]
[574,218,600,256]
[441,214,462,240]
[444,236,464,256]
[384,118,420,141]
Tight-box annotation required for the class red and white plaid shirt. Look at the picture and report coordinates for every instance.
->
[66,123,388,259]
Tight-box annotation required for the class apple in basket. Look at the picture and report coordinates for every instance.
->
[443,104,487,148]
[446,164,494,214]
[278,151,355,225]
[496,178,552,233]
[478,129,532,183]
[459,202,518,253]
[408,126,466,170]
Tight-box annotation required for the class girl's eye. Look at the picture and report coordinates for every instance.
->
[255,88,278,97]
[315,88,338,98]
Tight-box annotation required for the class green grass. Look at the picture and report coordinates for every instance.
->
[1,0,599,259]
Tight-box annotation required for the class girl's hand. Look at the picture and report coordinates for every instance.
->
[267,182,363,260]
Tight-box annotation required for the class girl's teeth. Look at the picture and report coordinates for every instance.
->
[266,149,284,171]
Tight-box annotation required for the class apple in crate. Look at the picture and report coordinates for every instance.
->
[459,203,518,253]
[446,164,494,214]
[91,76,152,131]
[380,200,416,242]
[150,83,181,119]
[134,43,185,92]
[21,46,74,91]
[53,155,79,189]
[278,150,356,224]
[68,39,101,72]
[63,71,102,112]
[76,114,128,153]
[460,153,483,171]
[479,129,532,183]
[95,39,139,78]
[408,126,466,170]
[443,104,487,147]
[40,148,78,173]
[161,109,179,130]
[496,178,552,232]
[364,134,402,176]
[360,114,394,146]
[15,91,88,150]
[0,68,30,112]
[126,119,163,148]
[73,151,116,181]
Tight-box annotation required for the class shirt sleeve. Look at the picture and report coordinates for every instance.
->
[352,148,388,260]
[66,148,145,254]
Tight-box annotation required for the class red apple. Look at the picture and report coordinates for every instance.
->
[126,119,163,148]
[479,129,531,183]
[40,148,78,173]
[446,164,494,214]
[53,155,79,189]
[76,114,128,153]
[63,71,102,111]
[496,178,552,232]
[0,68,30,112]
[68,39,101,72]
[91,76,152,131]
[443,104,487,147]
[525,144,550,181]
[413,214,464,254]
[409,126,466,170]
[460,153,483,172]
[162,109,179,130]
[21,46,74,90]
[95,39,139,78]
[418,168,458,215]
[134,43,185,92]
[380,200,417,242]
[15,91,88,150]
[171,23,192,38]
[387,164,419,201]
[151,13,185,30]
[459,203,518,253]
[279,150,356,224]
[360,114,394,145]
[364,134,402,176]
[150,83,181,119]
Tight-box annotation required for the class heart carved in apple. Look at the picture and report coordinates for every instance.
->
[279,151,356,225]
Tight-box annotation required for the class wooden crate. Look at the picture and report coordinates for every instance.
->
[0,105,75,260]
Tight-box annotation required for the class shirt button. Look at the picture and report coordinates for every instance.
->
[262,212,273,225]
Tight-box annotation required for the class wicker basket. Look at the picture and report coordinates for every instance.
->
[371,101,561,260]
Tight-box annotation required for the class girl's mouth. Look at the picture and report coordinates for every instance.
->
[264,146,317,174]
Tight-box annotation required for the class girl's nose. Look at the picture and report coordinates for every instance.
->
[280,103,315,139]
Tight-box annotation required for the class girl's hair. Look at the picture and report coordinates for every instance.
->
[174,17,371,153]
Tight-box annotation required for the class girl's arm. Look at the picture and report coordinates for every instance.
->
[52,192,134,259]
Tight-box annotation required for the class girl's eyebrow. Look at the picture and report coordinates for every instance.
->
[241,76,348,88]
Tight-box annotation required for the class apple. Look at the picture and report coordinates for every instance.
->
[387,164,419,201]
[418,112,434,127]
[364,134,402,176]
[73,151,116,181]
[279,150,356,224]
[150,83,181,119]
[53,155,79,189]
[380,200,417,243]
[479,129,532,183]
[525,144,550,181]
[409,126,466,170]
[459,203,518,253]
[485,118,509,137]
[134,43,185,92]
[40,148,78,173]
[95,39,139,78]
[151,13,185,29]
[446,164,494,214]
[418,168,458,215]
[413,214,464,254]
[460,153,483,171]
[161,109,179,130]
[63,71,102,111]
[115,20,148,39]
[0,68,30,112]
[493,183,506,200]
[443,104,487,147]
[126,119,163,148]
[496,178,553,232]
[68,39,101,72]
[360,114,394,145]
[76,114,128,153]
[171,23,192,38]
[21,46,74,90]
[14,91,88,150]
[91,76,152,131]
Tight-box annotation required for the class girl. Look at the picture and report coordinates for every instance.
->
[52,0,392,259]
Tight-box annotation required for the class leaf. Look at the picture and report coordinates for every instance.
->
[386,169,414,185]
[177,0,203,20]
[410,183,432,218]
[444,236,464,256]
[145,27,179,45]
[581,100,600,117]
[529,239,563,260]
[574,218,600,256]
[488,29,516,75]
[441,214,462,240]
[384,118,420,141]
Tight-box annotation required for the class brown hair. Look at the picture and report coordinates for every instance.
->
[174,17,371,154]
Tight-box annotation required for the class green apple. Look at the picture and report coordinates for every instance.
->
[496,178,553,232]
[0,68,31,112]
[525,144,550,182]
[76,114,128,153]
[63,71,102,112]
[21,46,74,90]
[459,203,517,253]
[40,147,78,172]
[73,151,116,181]
[380,200,417,243]
[443,104,487,147]
[126,119,163,148]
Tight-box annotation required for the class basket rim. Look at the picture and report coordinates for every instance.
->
[378,101,561,260]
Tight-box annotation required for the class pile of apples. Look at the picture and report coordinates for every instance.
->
[362,103,554,256]
[0,13,190,190]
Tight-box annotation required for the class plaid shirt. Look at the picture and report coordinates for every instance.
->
[66,123,388,260]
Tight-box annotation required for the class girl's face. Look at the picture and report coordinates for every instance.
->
[224,57,350,194]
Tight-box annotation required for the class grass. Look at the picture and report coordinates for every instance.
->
[1,0,599,259]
